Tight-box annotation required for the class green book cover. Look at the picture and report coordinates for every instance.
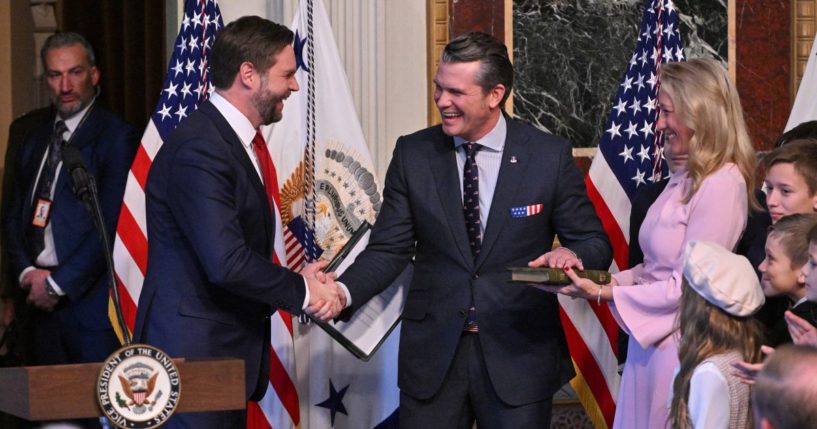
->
[507,267,612,285]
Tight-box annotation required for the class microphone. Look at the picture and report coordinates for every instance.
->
[61,145,92,203]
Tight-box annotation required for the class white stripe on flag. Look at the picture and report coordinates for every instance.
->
[141,120,164,162]
[258,380,297,429]
[112,240,144,296]
[588,150,632,242]
[120,176,147,232]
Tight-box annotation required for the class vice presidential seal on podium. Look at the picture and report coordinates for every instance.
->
[97,344,181,428]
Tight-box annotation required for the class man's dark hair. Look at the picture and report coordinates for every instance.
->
[211,16,294,89]
[775,120,817,147]
[40,32,96,68]
[441,31,513,106]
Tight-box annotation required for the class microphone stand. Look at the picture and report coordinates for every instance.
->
[64,148,131,346]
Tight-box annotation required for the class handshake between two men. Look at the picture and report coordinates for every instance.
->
[300,259,345,321]
[295,245,586,322]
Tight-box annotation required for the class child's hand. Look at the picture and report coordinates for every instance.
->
[731,345,776,384]
[786,310,817,346]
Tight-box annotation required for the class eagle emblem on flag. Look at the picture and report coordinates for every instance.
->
[280,142,382,260]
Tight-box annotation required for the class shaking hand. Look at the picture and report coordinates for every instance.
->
[300,260,343,321]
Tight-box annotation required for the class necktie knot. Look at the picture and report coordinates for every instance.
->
[54,120,67,136]
[53,120,68,147]
[463,142,481,158]
[252,129,266,149]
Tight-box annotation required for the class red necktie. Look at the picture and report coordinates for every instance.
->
[251,130,281,210]
[252,130,284,266]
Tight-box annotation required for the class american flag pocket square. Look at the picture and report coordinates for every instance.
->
[510,203,544,218]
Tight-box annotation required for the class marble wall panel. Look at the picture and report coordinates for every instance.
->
[450,0,505,40]
[736,0,790,150]
[514,0,727,147]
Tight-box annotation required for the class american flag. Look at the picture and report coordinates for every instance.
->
[560,0,684,427]
[111,2,301,429]
[510,203,544,218]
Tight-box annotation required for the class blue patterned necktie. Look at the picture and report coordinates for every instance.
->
[462,142,482,258]
[26,120,68,259]
[462,142,481,332]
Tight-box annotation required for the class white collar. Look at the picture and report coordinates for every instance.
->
[209,91,257,149]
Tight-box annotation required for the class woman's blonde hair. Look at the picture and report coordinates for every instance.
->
[669,281,763,429]
[660,59,759,209]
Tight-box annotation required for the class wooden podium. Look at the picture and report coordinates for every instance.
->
[0,359,245,421]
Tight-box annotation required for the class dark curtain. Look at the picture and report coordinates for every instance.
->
[61,0,165,130]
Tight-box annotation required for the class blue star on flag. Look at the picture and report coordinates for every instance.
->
[294,30,311,73]
[316,379,349,426]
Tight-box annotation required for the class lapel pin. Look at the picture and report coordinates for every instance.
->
[510,156,518,164]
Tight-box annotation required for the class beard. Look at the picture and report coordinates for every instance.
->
[52,91,94,119]
[252,77,285,125]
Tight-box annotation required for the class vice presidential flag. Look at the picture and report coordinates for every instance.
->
[264,0,399,428]
[785,33,817,131]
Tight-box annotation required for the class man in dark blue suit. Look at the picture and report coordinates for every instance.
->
[132,17,343,428]
[4,32,138,367]
[336,32,612,428]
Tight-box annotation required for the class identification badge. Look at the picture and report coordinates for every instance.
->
[31,198,52,227]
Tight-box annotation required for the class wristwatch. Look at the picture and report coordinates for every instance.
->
[45,282,60,298]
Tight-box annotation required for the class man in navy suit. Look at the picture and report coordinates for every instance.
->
[133,17,343,428]
[336,32,612,428]
[4,32,138,367]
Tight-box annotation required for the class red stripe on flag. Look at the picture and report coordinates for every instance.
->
[589,301,620,356]
[288,254,304,268]
[559,306,617,428]
[116,205,149,274]
[277,310,294,337]
[130,145,153,190]
[585,176,629,270]
[246,401,273,429]
[268,344,300,426]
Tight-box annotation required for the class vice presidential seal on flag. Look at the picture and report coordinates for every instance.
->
[263,0,401,428]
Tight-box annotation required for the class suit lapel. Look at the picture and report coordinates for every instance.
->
[476,118,531,269]
[200,102,273,241]
[429,134,473,267]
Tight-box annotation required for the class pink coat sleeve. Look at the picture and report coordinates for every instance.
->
[610,166,748,347]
